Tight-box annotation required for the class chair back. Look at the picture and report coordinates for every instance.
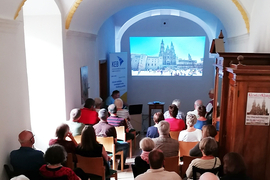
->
[115,126,126,141]
[180,156,196,177]
[164,156,180,174]
[169,131,180,141]
[76,155,105,180]
[97,136,115,153]
[74,135,81,144]
[192,165,223,180]
[179,141,198,157]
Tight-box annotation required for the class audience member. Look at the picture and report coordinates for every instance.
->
[186,137,221,180]
[164,99,185,120]
[189,124,218,157]
[10,175,29,180]
[39,144,82,180]
[221,152,252,180]
[152,121,179,157]
[67,108,85,136]
[78,98,99,125]
[146,112,164,138]
[187,99,203,119]
[165,104,185,131]
[94,97,103,113]
[200,172,220,180]
[93,108,130,170]
[10,130,45,179]
[134,138,155,177]
[76,125,111,177]
[105,90,120,107]
[178,114,202,142]
[194,105,208,130]
[135,149,182,180]
[107,104,134,140]
[206,89,214,114]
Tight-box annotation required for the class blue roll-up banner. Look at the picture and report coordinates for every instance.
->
[109,52,128,102]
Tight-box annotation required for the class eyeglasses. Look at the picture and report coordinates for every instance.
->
[30,134,35,142]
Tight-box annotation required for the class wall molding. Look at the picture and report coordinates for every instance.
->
[227,33,249,44]
[14,0,27,20]
[231,0,250,33]
[66,30,97,41]
[0,18,22,33]
[65,0,83,29]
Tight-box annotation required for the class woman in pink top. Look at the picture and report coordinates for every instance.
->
[165,104,185,131]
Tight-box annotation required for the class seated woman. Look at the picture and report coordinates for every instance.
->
[189,124,218,157]
[194,105,208,130]
[134,137,155,177]
[94,97,104,113]
[178,114,202,142]
[75,125,111,178]
[221,152,252,180]
[186,137,221,180]
[39,144,82,180]
[146,112,164,138]
[165,104,185,131]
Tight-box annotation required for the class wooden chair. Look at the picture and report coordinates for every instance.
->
[192,165,223,180]
[97,136,124,171]
[76,155,117,180]
[169,131,180,141]
[180,156,196,178]
[74,135,81,144]
[115,126,133,158]
[164,156,180,175]
[179,141,198,157]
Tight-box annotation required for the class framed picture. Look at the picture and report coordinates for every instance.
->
[80,66,89,104]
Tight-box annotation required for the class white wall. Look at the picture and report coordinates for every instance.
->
[0,17,31,180]
[121,15,216,115]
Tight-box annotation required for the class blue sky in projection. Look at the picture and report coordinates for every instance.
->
[130,36,206,61]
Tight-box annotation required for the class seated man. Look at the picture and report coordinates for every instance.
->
[135,149,182,180]
[105,90,120,107]
[164,99,185,120]
[152,121,179,157]
[93,108,130,170]
[78,98,99,125]
[187,99,203,119]
[107,104,134,140]
[67,108,84,136]
[10,130,45,178]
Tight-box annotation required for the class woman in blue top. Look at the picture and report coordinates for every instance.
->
[194,105,208,130]
[146,112,164,138]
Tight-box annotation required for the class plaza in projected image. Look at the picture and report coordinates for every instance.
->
[130,36,205,76]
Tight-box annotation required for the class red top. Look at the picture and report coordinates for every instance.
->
[78,108,99,125]
[165,118,185,131]
[39,165,79,180]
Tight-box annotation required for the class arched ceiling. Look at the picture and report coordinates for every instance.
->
[1,0,255,37]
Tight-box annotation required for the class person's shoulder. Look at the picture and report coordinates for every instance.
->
[165,171,182,179]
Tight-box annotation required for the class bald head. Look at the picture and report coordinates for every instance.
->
[199,172,219,180]
[194,99,203,109]
[18,130,34,147]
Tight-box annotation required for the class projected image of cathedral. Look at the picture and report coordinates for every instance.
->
[131,40,203,76]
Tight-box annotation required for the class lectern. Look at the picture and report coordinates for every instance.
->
[213,53,270,180]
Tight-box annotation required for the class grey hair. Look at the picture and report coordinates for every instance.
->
[194,99,203,108]
[186,114,197,127]
[157,120,170,135]
[172,99,181,109]
[139,137,155,151]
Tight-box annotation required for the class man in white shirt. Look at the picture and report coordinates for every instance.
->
[206,89,214,113]
[135,149,182,180]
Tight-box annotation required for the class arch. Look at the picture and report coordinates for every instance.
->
[115,9,214,52]
[65,0,83,29]
[14,0,27,19]
[231,0,250,33]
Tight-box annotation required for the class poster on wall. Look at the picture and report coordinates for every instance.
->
[246,92,270,126]
[80,66,89,104]
[109,52,128,102]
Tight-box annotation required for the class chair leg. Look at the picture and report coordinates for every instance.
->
[129,141,132,158]
[112,155,116,170]
[121,152,124,172]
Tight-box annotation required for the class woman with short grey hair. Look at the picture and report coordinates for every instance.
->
[178,114,202,142]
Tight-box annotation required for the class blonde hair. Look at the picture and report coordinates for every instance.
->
[186,114,197,127]
[157,120,170,135]
[199,137,217,156]
[114,98,123,109]
[139,137,155,151]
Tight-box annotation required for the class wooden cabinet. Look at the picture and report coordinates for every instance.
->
[213,53,270,180]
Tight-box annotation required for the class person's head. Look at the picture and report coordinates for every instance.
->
[114,98,123,109]
[223,152,247,175]
[18,130,35,147]
[44,144,67,165]
[98,108,108,121]
[80,125,98,151]
[153,112,164,124]
[202,124,217,138]
[108,104,117,114]
[172,99,181,109]
[199,172,220,180]
[194,99,203,110]
[157,120,170,135]
[69,108,81,122]
[55,123,69,140]
[198,105,206,117]
[199,137,218,156]
[139,137,155,152]
[186,114,197,127]
[84,98,95,109]
[94,97,103,109]
[209,89,214,99]
[149,149,164,169]
[111,90,120,100]
[168,104,178,118]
